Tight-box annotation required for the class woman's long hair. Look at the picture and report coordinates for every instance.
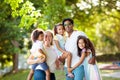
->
[77,36,95,57]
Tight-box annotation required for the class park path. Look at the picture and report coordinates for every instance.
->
[98,63,120,78]
[101,72,120,78]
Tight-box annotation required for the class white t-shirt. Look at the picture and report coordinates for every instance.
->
[30,40,43,57]
[64,31,87,67]
[43,45,57,73]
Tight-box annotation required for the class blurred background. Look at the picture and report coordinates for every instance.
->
[0,0,120,80]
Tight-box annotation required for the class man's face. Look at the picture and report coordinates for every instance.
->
[64,20,73,33]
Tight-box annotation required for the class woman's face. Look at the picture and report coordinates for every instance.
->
[44,31,53,45]
[78,39,85,49]
[56,25,65,35]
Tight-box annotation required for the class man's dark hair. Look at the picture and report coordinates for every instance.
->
[62,18,74,26]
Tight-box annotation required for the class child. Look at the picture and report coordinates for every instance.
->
[27,29,50,80]
[68,35,102,80]
[53,23,74,77]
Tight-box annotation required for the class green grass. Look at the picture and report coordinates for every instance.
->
[0,69,120,80]
[0,69,30,80]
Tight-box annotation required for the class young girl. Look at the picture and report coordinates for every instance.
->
[53,23,74,77]
[68,35,102,80]
[27,29,50,80]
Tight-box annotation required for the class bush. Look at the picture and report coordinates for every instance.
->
[96,52,120,62]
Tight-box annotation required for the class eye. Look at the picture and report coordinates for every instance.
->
[64,23,72,27]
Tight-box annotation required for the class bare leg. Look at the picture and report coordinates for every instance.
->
[67,53,72,68]
[55,59,60,70]
[66,53,74,78]
[58,54,66,64]
[27,69,34,80]
[45,69,50,80]
[59,53,74,77]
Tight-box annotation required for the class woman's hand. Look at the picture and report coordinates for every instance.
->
[35,57,45,63]
[27,54,46,64]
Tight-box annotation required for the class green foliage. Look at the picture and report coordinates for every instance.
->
[0,24,25,68]
[4,0,41,29]
[4,0,23,11]
[40,0,70,29]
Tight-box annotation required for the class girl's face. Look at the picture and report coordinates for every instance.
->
[38,34,44,41]
[78,39,85,49]
[57,25,65,35]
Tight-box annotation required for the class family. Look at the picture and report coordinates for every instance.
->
[27,18,102,80]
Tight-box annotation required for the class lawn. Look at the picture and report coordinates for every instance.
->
[0,69,120,80]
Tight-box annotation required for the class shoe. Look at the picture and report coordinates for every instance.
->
[67,73,74,78]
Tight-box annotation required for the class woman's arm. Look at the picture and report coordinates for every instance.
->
[69,52,86,72]
[27,54,37,64]
[38,49,46,59]
[27,53,45,65]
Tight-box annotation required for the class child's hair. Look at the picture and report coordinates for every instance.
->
[77,36,95,57]
[54,23,65,35]
[31,29,44,42]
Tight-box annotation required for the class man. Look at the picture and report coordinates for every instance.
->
[62,18,87,80]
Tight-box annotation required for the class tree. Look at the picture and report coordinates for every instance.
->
[0,0,26,72]
[1,0,120,73]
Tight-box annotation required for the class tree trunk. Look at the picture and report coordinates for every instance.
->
[12,53,18,73]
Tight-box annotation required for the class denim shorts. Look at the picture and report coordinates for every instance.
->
[32,62,49,71]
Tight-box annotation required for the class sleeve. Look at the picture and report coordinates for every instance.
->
[87,49,92,53]
[30,44,35,54]
[78,31,88,38]
[37,42,43,50]
[81,48,86,53]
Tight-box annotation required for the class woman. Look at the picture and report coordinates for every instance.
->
[27,30,58,80]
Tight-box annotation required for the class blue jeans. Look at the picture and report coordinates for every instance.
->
[34,70,45,80]
[34,70,56,80]
[64,65,85,80]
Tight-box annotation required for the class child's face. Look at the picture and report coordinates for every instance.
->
[38,33,44,41]
[78,39,85,49]
[57,25,65,35]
